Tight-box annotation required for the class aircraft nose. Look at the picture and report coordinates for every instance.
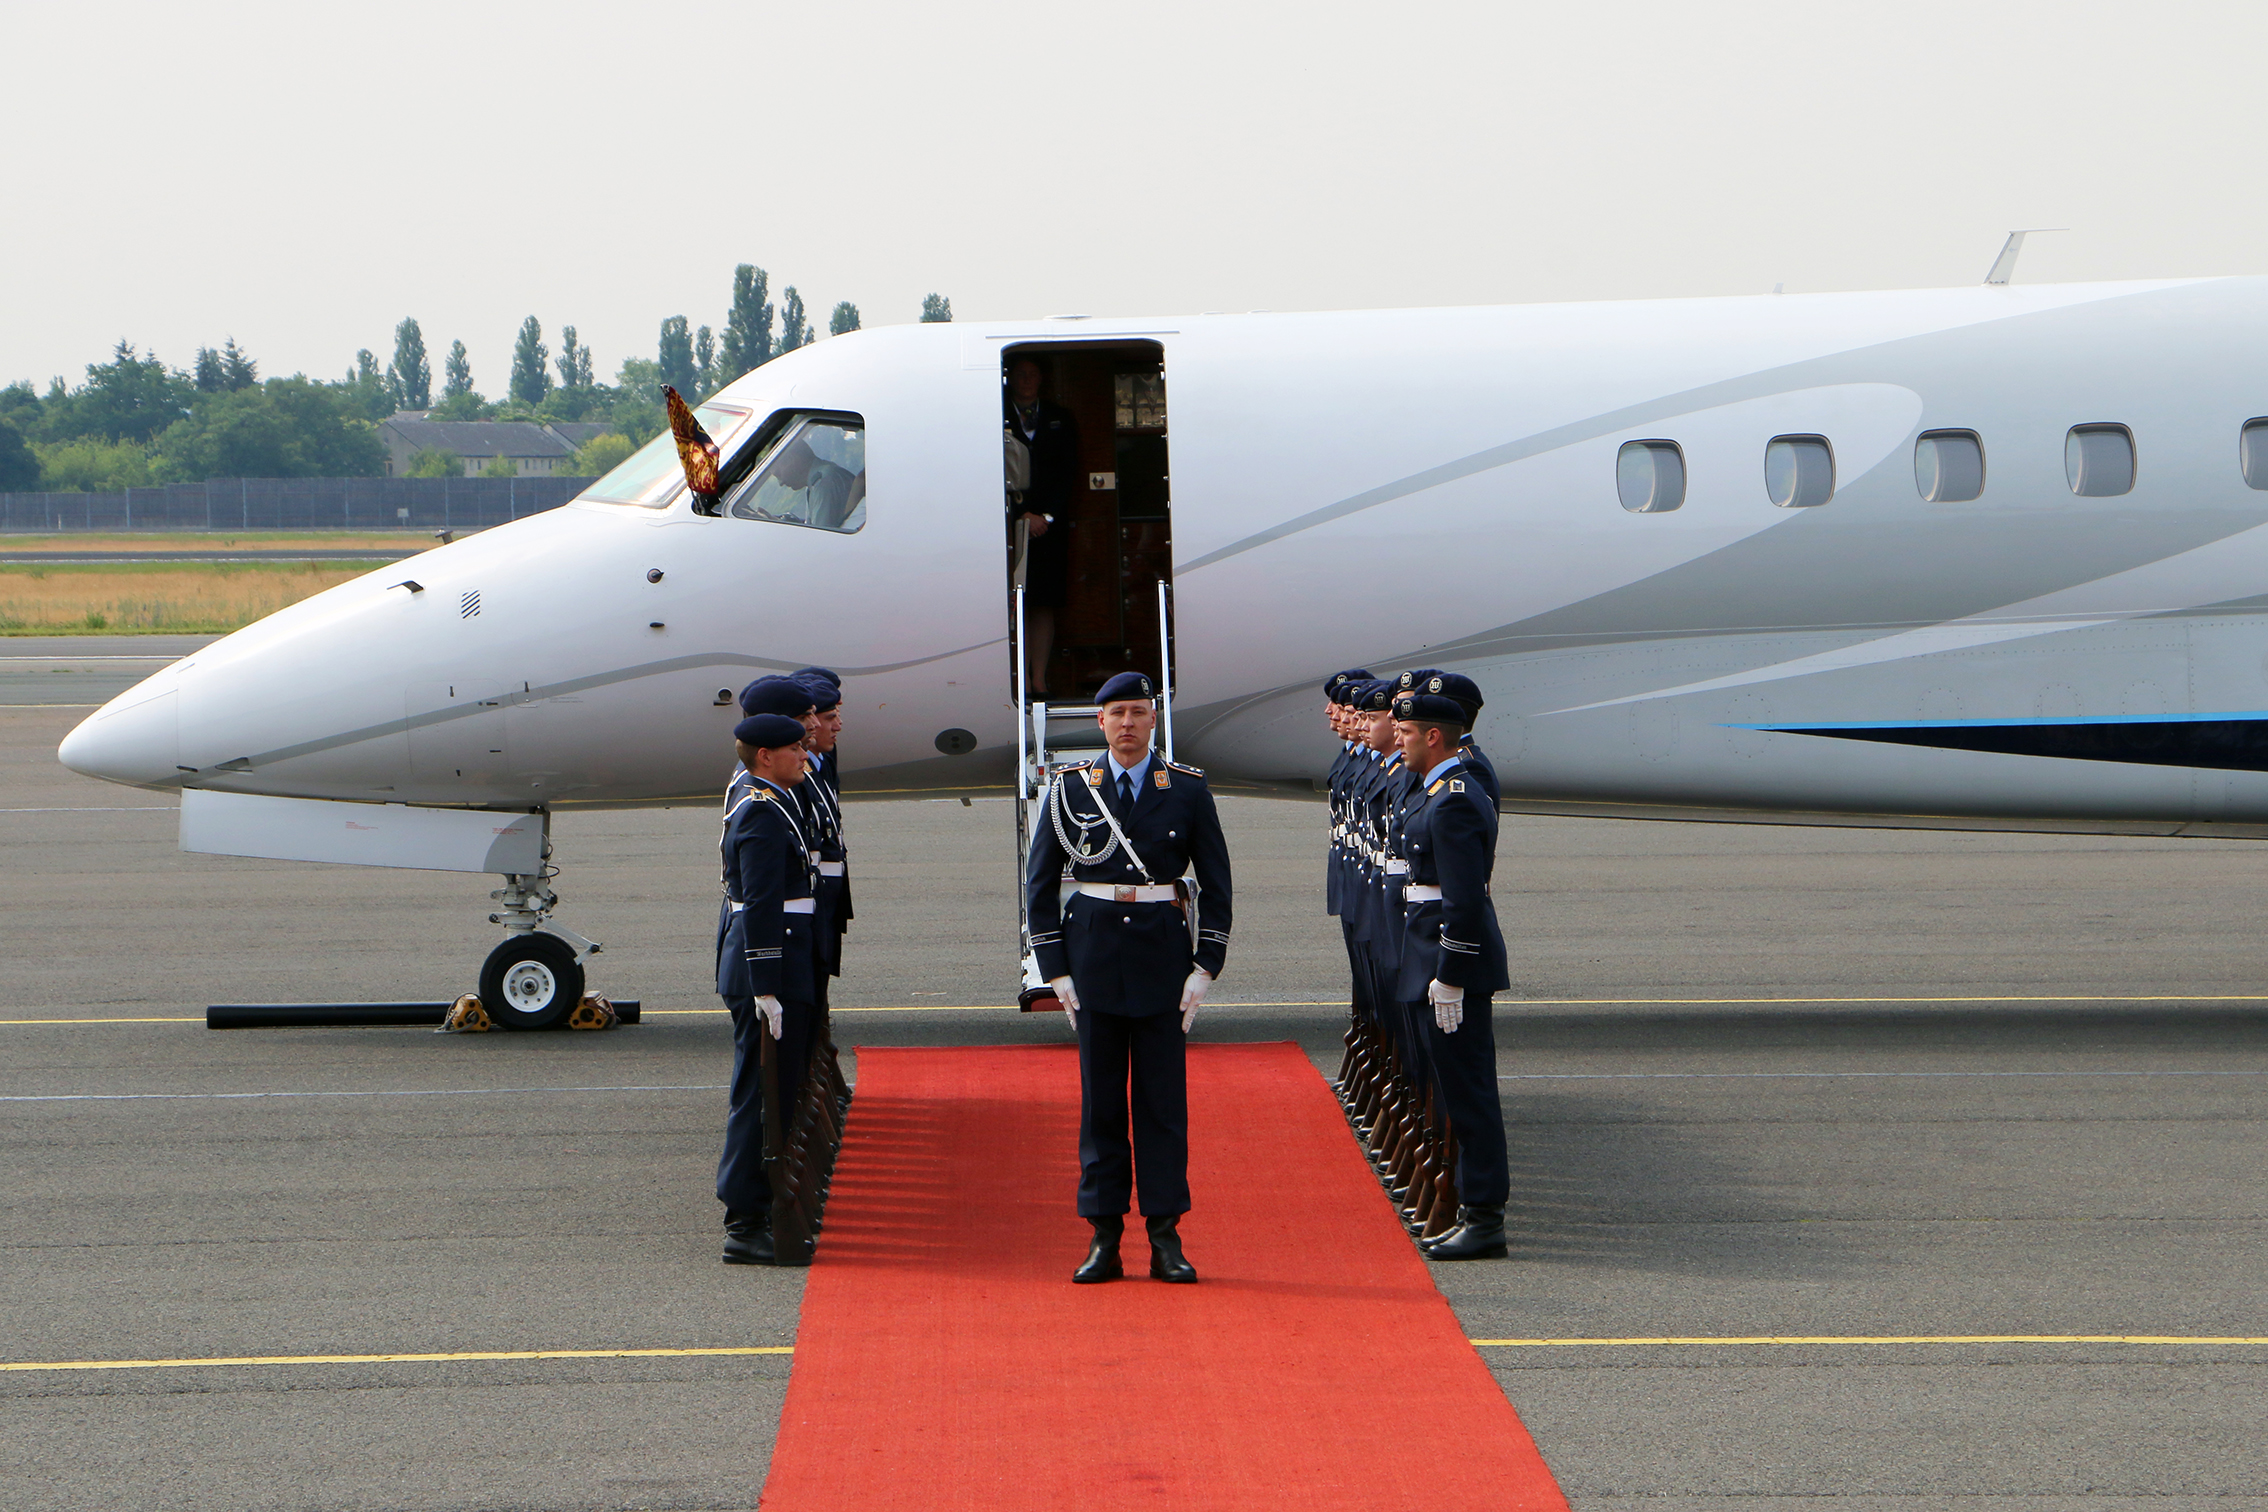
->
[59,687,182,789]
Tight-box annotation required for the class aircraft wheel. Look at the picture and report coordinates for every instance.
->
[479,934,585,1030]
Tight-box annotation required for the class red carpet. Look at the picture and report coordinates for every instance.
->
[759,1043,1569,1511]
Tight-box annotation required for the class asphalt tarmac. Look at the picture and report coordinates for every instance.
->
[5,658,2265,1510]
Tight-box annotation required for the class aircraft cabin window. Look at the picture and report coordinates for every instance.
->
[580,402,752,508]
[722,414,867,533]
[1765,435,1835,508]
[1914,430,1985,502]
[2065,424,2134,497]
[1615,440,1685,513]
[2241,419,2268,490]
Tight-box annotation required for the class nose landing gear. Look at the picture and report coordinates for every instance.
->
[480,869,602,1030]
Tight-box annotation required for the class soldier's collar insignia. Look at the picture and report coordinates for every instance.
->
[1154,768,1170,788]
[1428,779,1446,795]
[1082,766,1103,786]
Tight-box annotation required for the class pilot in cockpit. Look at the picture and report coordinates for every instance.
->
[732,424,868,531]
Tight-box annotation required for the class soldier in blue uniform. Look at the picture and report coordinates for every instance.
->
[1395,668,1498,807]
[1392,679,1512,1260]
[1348,679,1417,1083]
[792,670,851,1008]
[721,677,818,995]
[1322,670,1372,1034]
[715,712,821,1266]
[1026,671,1233,1285]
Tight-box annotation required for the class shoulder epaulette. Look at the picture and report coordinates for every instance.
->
[1165,758,1205,777]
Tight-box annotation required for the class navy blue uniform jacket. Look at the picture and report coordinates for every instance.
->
[716,777,818,1002]
[796,753,852,974]
[1394,760,1510,1001]
[1026,754,1233,1017]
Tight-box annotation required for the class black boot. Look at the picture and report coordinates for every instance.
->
[1073,1216,1124,1283]
[722,1207,775,1266]
[1421,1204,1507,1261]
[1146,1214,1197,1283]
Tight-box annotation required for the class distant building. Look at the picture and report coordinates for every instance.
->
[375,417,580,479]
[545,422,616,450]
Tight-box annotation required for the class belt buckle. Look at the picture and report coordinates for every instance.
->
[1113,885,1138,903]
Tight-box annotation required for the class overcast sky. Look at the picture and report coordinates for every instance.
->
[5,0,2261,392]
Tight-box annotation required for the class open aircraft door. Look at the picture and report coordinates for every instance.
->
[997,340,1177,1009]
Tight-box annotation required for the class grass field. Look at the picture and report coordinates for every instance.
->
[0,531,450,554]
[0,561,373,633]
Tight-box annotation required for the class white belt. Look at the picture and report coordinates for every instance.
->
[1076,883,1179,904]
[815,861,845,877]
[1383,859,1409,875]
[729,898,816,913]
[1402,884,1442,902]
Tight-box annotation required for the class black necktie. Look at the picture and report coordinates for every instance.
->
[1118,773,1134,810]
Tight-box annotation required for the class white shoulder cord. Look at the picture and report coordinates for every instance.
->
[1047,768,1153,883]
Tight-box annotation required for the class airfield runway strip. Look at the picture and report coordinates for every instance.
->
[10,1335,2265,1373]
[15,991,2268,1027]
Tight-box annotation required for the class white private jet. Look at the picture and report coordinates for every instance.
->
[60,256,2268,1022]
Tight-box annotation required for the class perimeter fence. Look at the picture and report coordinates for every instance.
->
[0,476,590,533]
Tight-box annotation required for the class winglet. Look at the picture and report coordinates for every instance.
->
[1985,229,2068,286]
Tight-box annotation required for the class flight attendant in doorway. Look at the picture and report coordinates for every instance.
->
[1006,355,1080,698]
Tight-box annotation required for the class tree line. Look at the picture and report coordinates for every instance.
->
[0,279,955,494]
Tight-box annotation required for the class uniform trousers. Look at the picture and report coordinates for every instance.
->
[1419,986,1509,1207]
[716,993,814,1213]
[1075,1008,1191,1218]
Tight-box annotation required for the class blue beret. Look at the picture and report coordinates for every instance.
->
[1397,668,1483,717]
[798,675,841,712]
[794,666,842,689]
[1393,690,1471,726]
[1095,670,1155,705]
[1324,668,1375,702]
[734,713,808,749]
[1351,679,1395,713]
[739,675,816,718]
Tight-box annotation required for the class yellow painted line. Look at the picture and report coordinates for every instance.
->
[1470,1335,2268,1347]
[1508,996,2268,1006]
[2,1345,794,1372]
[19,1335,2259,1372]
[0,1016,201,1024]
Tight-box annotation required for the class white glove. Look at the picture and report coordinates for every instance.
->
[1179,968,1212,1033]
[1429,979,1463,1033]
[1050,975,1079,1027]
[756,994,784,1039]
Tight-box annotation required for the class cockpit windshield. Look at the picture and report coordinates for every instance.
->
[579,402,753,508]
